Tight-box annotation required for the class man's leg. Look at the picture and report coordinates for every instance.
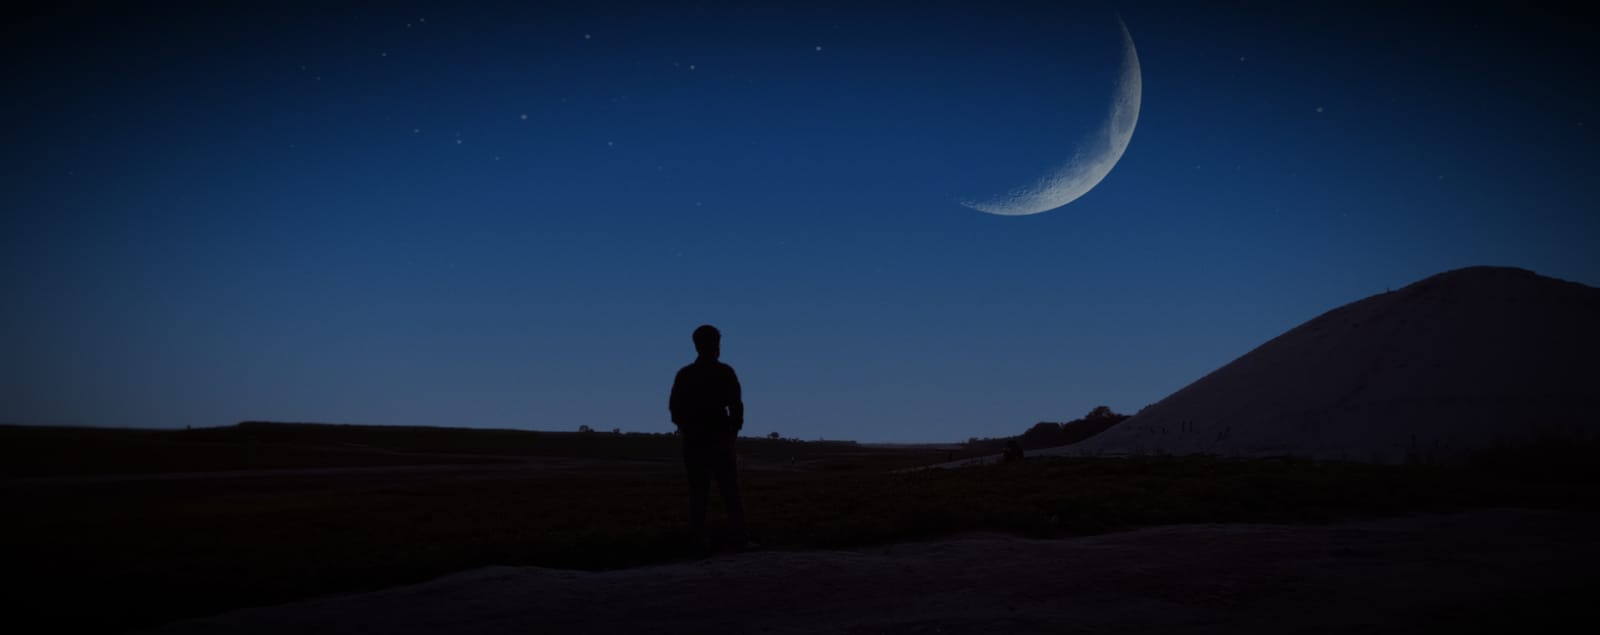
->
[683,442,712,540]
[711,437,746,542]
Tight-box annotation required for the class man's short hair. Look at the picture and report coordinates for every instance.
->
[692,324,720,353]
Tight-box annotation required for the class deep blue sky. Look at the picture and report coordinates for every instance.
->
[5,1,1596,441]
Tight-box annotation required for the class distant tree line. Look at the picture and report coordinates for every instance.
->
[964,406,1130,453]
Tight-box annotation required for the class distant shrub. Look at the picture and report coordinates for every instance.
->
[968,406,1131,452]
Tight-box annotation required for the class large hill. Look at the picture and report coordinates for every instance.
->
[1046,266,1600,463]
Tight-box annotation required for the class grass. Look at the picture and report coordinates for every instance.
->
[2,423,1594,633]
[0,422,949,477]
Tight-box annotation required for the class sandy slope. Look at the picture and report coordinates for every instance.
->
[1035,267,1599,463]
[145,509,1596,634]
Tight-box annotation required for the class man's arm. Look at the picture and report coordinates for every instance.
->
[726,366,744,432]
[668,368,684,427]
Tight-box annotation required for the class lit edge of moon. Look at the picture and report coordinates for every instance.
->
[962,20,1142,216]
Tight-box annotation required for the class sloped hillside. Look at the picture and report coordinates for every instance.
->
[1050,267,1599,462]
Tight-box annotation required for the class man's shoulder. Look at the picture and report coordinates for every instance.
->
[678,358,739,383]
[675,361,714,377]
[680,360,735,371]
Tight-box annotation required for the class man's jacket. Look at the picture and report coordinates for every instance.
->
[670,360,743,438]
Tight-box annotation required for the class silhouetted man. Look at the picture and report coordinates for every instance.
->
[669,324,746,549]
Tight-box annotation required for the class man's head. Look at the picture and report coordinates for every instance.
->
[692,324,721,359]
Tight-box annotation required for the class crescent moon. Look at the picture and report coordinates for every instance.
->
[963,20,1142,216]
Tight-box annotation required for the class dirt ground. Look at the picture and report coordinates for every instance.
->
[144,508,1597,634]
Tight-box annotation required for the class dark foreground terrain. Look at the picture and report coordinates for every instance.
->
[2,423,1594,633]
[149,509,1598,635]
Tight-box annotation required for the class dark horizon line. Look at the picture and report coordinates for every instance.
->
[0,420,999,445]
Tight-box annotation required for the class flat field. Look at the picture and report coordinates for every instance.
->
[2,423,1593,633]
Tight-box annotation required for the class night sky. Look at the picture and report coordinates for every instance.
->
[5,1,1596,442]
